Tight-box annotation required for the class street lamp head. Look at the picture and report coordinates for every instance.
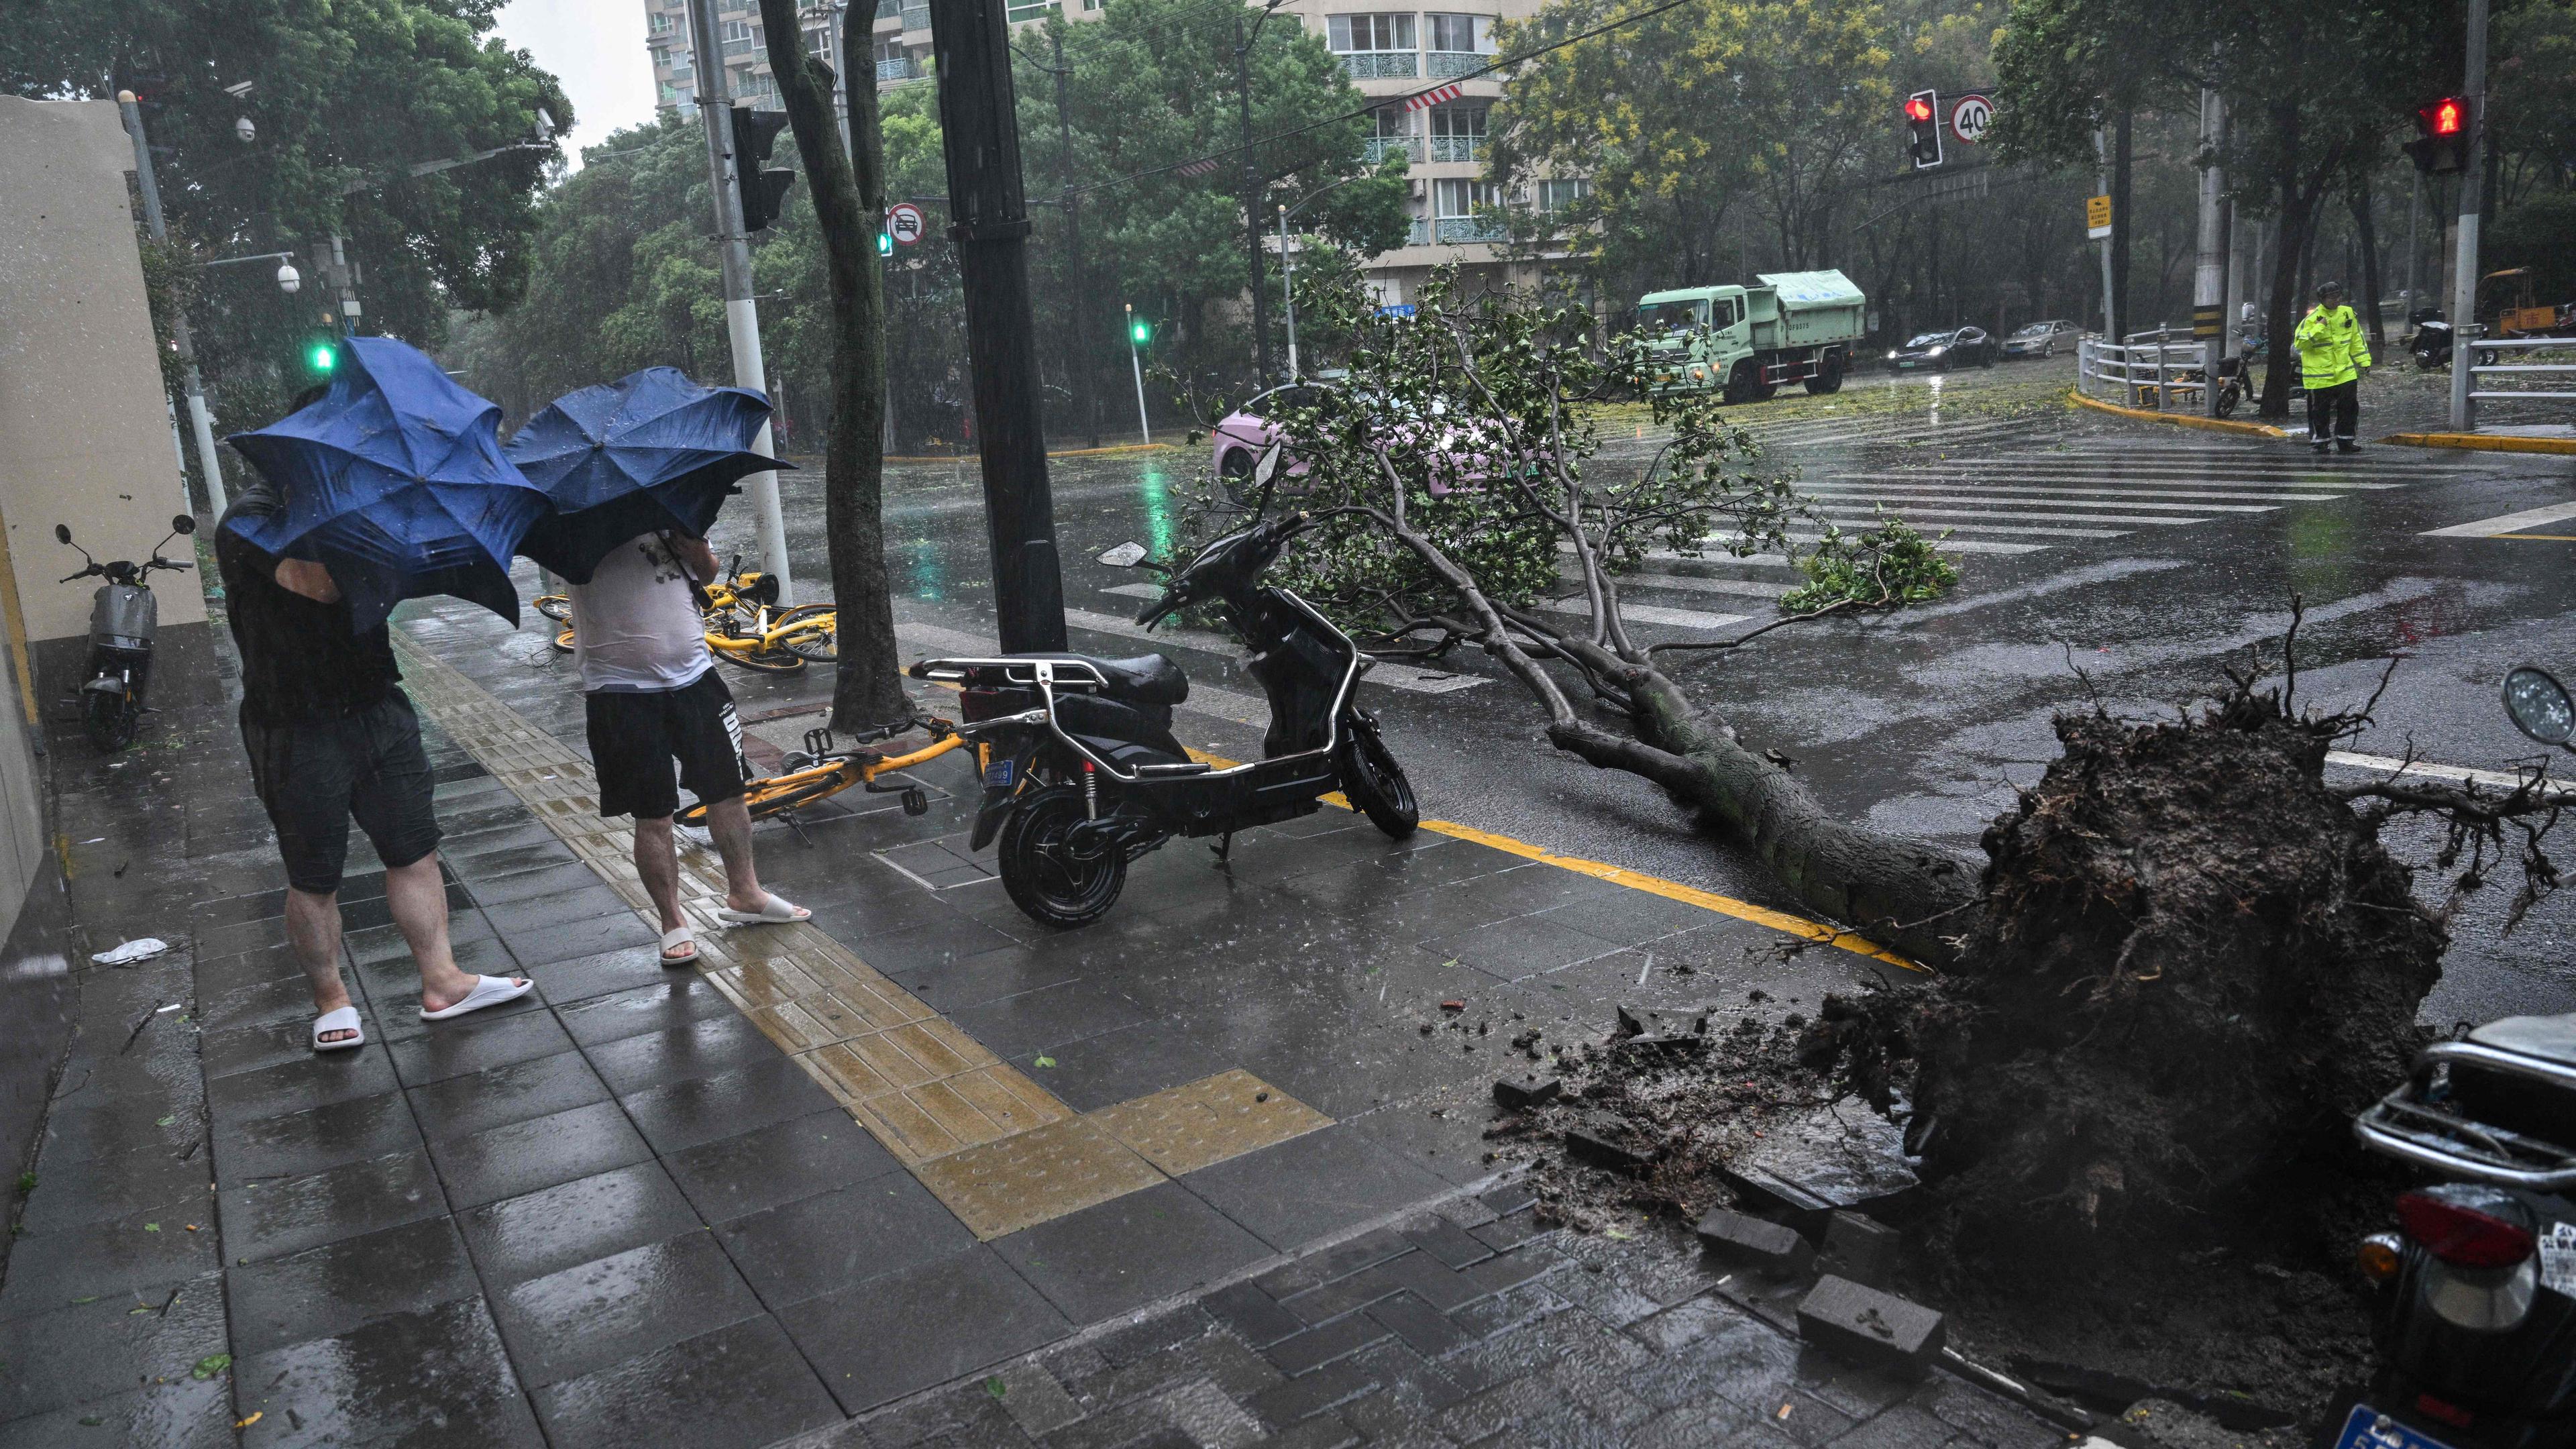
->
[116,89,137,104]
[235,115,257,144]
[276,262,301,294]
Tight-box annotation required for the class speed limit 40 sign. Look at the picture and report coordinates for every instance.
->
[1949,93,1993,145]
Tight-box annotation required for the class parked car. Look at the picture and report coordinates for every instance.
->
[1887,327,1996,371]
[1208,384,1503,502]
[2001,319,2080,360]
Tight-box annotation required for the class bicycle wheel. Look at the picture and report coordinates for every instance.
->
[719,643,806,674]
[535,595,572,623]
[776,607,838,662]
[551,628,577,655]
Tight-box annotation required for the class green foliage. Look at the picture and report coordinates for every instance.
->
[1,0,570,433]
[132,221,201,397]
[1780,513,1959,614]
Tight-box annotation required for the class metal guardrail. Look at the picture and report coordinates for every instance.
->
[1426,50,1486,78]
[901,3,930,28]
[1364,136,1423,164]
[2465,337,2576,412]
[876,56,916,79]
[1340,52,1418,79]
[1428,135,1482,163]
[1434,215,1507,244]
[2076,329,2210,412]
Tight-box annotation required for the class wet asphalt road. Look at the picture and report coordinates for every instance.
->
[704,356,2576,1026]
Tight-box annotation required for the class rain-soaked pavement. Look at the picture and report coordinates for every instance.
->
[9,356,2569,1446]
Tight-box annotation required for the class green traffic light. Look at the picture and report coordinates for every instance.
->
[1129,319,1151,345]
[877,231,894,258]
[307,342,335,374]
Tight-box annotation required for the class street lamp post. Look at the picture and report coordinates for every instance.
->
[2448,0,2491,432]
[117,90,229,515]
[1275,174,1361,382]
[1125,304,1152,445]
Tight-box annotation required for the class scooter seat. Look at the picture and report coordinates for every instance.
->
[1014,653,1189,707]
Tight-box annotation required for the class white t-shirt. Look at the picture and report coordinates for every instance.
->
[565,533,713,693]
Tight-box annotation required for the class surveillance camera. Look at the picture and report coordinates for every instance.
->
[235,115,256,144]
[276,262,301,294]
[535,107,556,141]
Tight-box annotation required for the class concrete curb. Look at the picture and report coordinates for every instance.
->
[2066,388,2289,439]
[2379,430,2576,457]
[881,441,1178,464]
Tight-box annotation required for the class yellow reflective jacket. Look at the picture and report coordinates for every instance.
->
[2294,304,2372,388]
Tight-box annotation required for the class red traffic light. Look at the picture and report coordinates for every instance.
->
[2423,97,2465,137]
[1904,95,1934,123]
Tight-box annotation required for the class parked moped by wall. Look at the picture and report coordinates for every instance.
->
[56,515,195,751]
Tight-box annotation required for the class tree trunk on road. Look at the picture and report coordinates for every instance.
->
[759,1,908,728]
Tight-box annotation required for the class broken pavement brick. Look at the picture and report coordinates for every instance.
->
[1440,1000,1466,1012]
[1795,1274,1944,1378]
[1563,1127,1658,1174]
[1819,1212,1900,1289]
[1694,1208,1813,1276]
[1492,1076,1562,1110]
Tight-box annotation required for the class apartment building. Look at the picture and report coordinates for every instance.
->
[645,0,1576,304]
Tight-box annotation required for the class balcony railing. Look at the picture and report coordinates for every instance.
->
[1428,134,1483,164]
[1364,135,1422,164]
[1005,0,1057,19]
[1426,50,1486,78]
[1407,217,1431,246]
[877,56,917,79]
[1435,215,1506,244]
[1339,51,1418,79]
[901,2,930,28]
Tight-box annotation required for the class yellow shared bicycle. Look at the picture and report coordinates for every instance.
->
[543,556,837,672]
[676,716,967,837]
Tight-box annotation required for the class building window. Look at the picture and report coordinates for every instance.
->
[1432,178,1499,217]
[1428,103,1485,162]
[649,12,675,34]
[1328,13,1415,51]
[1424,13,1490,52]
[1537,178,1591,210]
[720,19,757,41]
[805,24,831,56]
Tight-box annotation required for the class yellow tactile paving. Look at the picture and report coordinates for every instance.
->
[390,640,1336,1240]
[1088,1070,1332,1176]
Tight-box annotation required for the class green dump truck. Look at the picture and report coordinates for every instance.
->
[1637,270,1868,402]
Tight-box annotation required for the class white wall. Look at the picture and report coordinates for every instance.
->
[0,97,211,645]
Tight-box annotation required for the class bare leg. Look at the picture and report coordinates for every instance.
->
[286,886,357,1044]
[703,797,773,914]
[389,853,513,1013]
[633,815,688,936]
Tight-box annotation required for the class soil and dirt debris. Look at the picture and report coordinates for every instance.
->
[1481,679,2516,1437]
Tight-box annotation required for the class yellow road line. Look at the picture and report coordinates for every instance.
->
[2068,388,2289,439]
[1185,748,1920,971]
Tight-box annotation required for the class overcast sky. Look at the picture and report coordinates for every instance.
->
[490,0,661,172]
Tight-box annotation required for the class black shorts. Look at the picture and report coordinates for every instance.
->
[240,692,443,896]
[584,668,747,820]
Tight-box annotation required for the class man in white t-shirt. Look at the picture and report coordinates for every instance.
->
[568,531,808,964]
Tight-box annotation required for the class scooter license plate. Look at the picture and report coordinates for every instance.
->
[984,759,1014,789]
[2331,1404,2461,1449]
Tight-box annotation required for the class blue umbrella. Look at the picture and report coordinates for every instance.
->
[504,367,791,584]
[226,337,549,632]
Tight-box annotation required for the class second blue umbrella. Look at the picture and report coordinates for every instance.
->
[506,367,792,584]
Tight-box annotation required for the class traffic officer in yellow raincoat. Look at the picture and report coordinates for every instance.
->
[2295,280,2372,454]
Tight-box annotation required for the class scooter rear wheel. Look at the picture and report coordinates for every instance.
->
[998,785,1128,927]
[1336,717,1418,839]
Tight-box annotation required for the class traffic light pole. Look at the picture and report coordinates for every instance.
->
[117,91,228,516]
[685,0,793,602]
[930,0,1068,653]
[2447,0,2489,433]
[1126,305,1152,445]
[2192,85,2226,417]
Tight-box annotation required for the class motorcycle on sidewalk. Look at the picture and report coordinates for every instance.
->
[910,454,1419,927]
[56,515,196,751]
[2327,664,2575,1449]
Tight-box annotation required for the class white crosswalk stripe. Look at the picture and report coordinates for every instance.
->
[1536,598,1748,630]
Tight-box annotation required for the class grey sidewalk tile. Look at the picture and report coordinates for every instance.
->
[0,1195,221,1320]
[218,1144,445,1265]
[347,910,496,967]
[1397,1216,1496,1272]
[718,1171,978,1310]
[525,944,674,1006]
[215,1089,422,1191]
[0,1373,235,1449]
[481,888,634,938]
[1263,1313,1393,1378]
[619,1055,841,1155]
[1343,1103,1498,1189]
[35,1089,205,1161]
[458,1160,702,1288]
[985,1360,1088,1438]
[405,1047,610,1142]
[1202,1281,1305,1350]
[664,1108,904,1224]
[15,1138,215,1236]
[1001,1016,1233,1114]
[224,1215,482,1358]
[1366,1291,1474,1360]
[828,914,1024,975]
[1908,1372,2063,1449]
[1248,1409,1364,1448]
[883,942,1080,1015]
[190,943,305,998]
[555,975,738,1046]
[1246,1356,1380,1429]
[0,1271,226,1421]
[201,1005,387,1081]
[206,1044,400,1127]
[948,981,1152,1059]
[1184,1126,1452,1253]
[234,1296,544,1448]
[1252,1226,1415,1301]
[387,1007,576,1087]
[586,1012,781,1095]
[425,1098,654,1210]
[460,854,621,905]
[778,1245,1073,1415]
[1827,1405,1966,1448]
[1623,1395,1794,1449]
[991,1181,1274,1326]
[503,911,659,968]
[529,1313,844,1449]
[491,1232,767,1387]
[447,842,584,883]
[1418,915,1629,983]
[356,936,529,1024]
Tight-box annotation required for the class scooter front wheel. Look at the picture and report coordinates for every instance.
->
[998,785,1128,928]
[1336,717,1418,839]
[81,690,136,752]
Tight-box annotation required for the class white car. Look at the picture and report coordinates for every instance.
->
[2001,319,2081,360]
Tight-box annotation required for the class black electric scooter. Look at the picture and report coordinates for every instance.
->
[2325,663,2576,1449]
[910,488,1418,927]
[56,515,195,752]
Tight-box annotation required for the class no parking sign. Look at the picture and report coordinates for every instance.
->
[887,202,926,246]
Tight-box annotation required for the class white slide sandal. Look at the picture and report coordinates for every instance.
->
[312,1006,365,1053]
[659,926,698,966]
[419,974,535,1022]
[714,894,810,926]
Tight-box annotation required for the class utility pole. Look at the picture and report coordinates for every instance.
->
[1050,28,1101,447]
[930,0,1067,651]
[2192,83,2226,417]
[2093,126,2115,340]
[116,91,228,515]
[2110,108,2134,341]
[1126,305,1152,445]
[2449,0,2490,432]
[1234,10,1271,384]
[2403,171,2422,325]
[1279,205,1300,380]
[686,0,794,602]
